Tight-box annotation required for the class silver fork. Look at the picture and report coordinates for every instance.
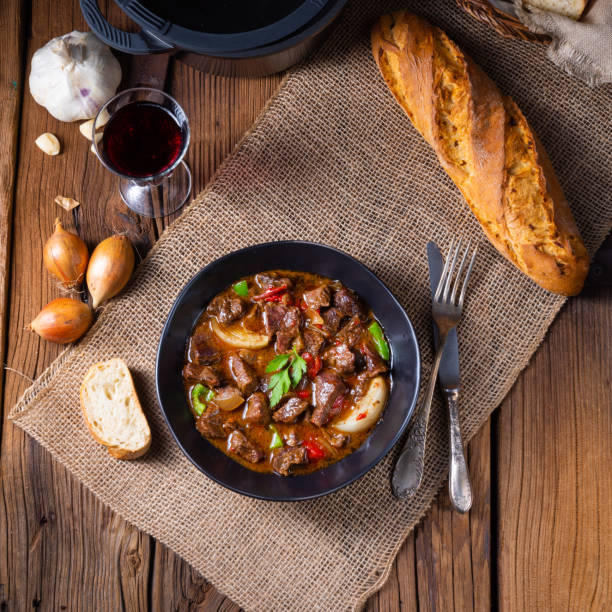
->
[392,239,477,503]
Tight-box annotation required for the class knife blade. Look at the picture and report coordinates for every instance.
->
[426,242,461,390]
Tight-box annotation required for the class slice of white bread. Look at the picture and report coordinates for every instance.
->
[525,0,588,20]
[80,358,151,459]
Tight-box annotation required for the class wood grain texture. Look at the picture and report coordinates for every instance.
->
[0,0,610,610]
[0,0,25,439]
[496,287,611,611]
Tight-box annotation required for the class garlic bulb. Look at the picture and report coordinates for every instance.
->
[29,31,121,122]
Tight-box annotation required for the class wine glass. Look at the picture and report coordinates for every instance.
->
[93,87,191,218]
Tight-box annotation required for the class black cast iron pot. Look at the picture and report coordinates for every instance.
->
[80,0,348,76]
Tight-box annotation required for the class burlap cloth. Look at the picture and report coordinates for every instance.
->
[9,1,612,610]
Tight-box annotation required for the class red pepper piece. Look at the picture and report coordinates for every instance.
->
[303,437,326,462]
[356,411,368,421]
[253,284,288,301]
[306,354,322,379]
[302,352,313,364]
[296,389,311,399]
[264,294,283,302]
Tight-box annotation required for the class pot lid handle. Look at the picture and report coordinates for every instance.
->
[80,0,173,54]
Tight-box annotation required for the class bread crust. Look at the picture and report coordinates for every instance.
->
[80,358,151,460]
[372,11,589,296]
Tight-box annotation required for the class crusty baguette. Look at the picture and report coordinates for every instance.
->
[372,11,589,295]
[80,358,151,460]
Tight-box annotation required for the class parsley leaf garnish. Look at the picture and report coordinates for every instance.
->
[266,353,290,373]
[289,348,307,388]
[266,348,307,407]
[268,368,291,407]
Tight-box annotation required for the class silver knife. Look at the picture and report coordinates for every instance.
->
[427,242,472,513]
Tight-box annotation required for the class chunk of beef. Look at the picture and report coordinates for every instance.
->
[330,432,348,448]
[242,392,270,425]
[320,307,343,335]
[272,446,308,476]
[227,430,264,463]
[311,369,347,426]
[272,397,309,423]
[262,302,285,334]
[361,343,388,377]
[323,343,356,375]
[182,363,220,387]
[238,349,269,370]
[191,332,220,365]
[262,302,301,352]
[333,287,365,319]
[302,285,330,310]
[241,304,264,332]
[303,328,325,356]
[222,419,239,435]
[275,331,294,353]
[228,354,259,394]
[335,316,364,348]
[255,273,292,290]
[206,294,245,325]
[263,303,300,334]
[195,410,225,438]
[353,372,370,399]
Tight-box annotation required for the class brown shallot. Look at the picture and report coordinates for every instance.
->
[86,235,135,309]
[43,219,89,288]
[27,297,93,343]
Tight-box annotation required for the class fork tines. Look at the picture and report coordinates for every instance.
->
[434,238,477,307]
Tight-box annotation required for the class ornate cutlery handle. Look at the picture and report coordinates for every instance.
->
[446,391,472,513]
[391,332,448,498]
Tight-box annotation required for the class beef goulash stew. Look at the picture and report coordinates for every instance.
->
[182,270,391,476]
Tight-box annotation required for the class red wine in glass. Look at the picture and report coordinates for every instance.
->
[101,101,185,178]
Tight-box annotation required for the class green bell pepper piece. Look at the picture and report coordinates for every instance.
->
[368,321,390,361]
[191,383,214,416]
[232,280,249,297]
[268,424,283,449]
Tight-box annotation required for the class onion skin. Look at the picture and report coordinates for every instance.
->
[86,235,135,309]
[28,297,93,343]
[43,219,89,288]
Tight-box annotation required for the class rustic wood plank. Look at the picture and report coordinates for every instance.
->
[0,0,26,609]
[467,422,493,611]
[0,0,25,437]
[496,288,612,611]
[410,434,490,612]
[366,533,419,611]
[0,1,157,610]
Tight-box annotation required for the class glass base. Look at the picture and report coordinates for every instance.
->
[118,161,192,218]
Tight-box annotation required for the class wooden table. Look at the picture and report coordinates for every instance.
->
[1,1,610,609]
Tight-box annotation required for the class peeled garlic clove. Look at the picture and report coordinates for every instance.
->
[90,132,102,153]
[54,195,80,211]
[86,235,135,309]
[43,218,89,288]
[35,132,61,155]
[97,108,110,127]
[28,297,93,344]
[79,119,95,140]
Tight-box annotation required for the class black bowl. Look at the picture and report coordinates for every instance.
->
[156,242,420,501]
